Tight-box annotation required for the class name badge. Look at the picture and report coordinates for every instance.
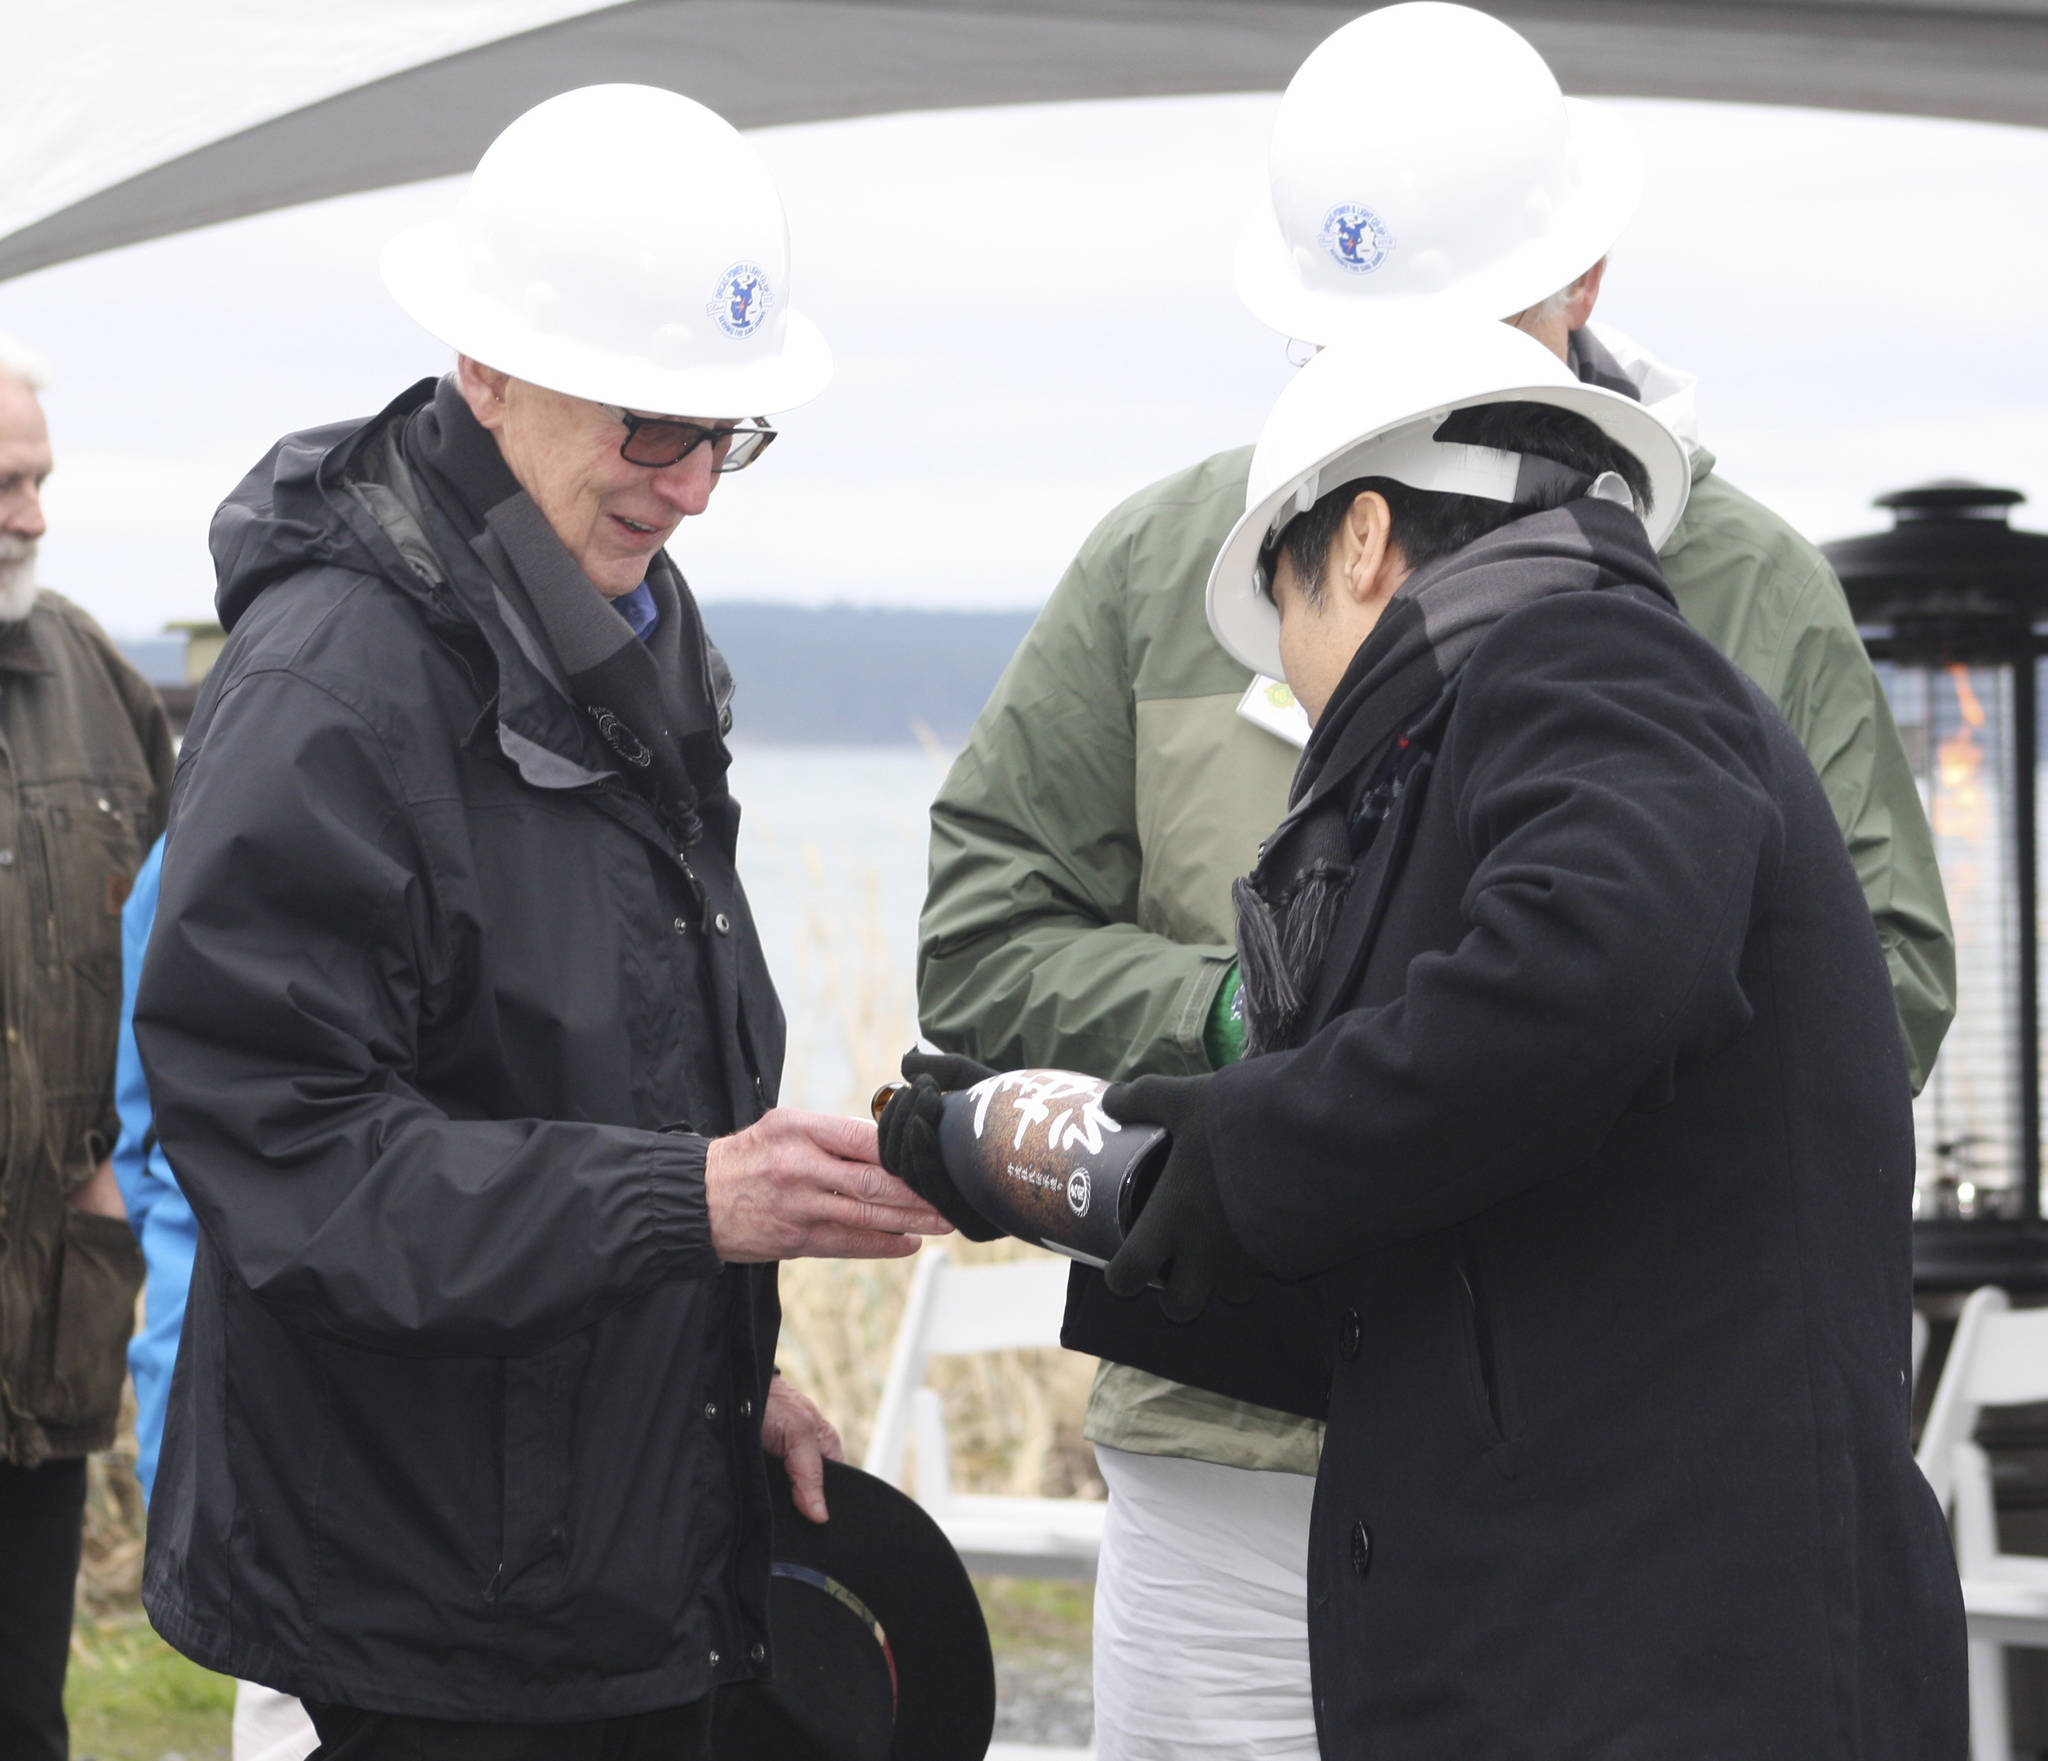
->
[1236,675,1310,750]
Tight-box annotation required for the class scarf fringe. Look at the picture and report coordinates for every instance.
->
[1234,863,1354,1058]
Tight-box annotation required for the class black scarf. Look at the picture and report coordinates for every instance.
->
[398,378,715,845]
[1230,494,1673,1056]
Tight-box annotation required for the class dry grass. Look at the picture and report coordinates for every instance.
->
[78,1385,147,1615]
[772,842,1102,1500]
[77,834,1101,1609]
[777,1243,1103,1501]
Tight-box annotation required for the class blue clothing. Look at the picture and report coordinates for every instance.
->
[614,581,659,642]
[111,836,192,1504]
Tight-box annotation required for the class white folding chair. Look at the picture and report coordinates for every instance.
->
[864,1247,1105,1580]
[1915,1286,2048,1761]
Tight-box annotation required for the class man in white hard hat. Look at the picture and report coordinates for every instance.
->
[132,86,950,1756]
[907,7,1955,1756]
[1090,311,1966,1758]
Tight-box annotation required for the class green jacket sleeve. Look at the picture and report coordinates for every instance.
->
[1660,466,1955,1092]
[1768,560,1954,1090]
[919,543,1233,1079]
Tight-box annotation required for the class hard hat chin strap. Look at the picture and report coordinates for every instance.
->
[1510,459,1639,518]
[1275,432,1641,540]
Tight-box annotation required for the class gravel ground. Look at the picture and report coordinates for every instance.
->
[994,1645,1094,1749]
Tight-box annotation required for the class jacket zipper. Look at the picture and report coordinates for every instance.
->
[589,775,711,933]
[676,845,708,930]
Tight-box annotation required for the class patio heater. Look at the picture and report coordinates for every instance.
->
[1825,482,2048,1292]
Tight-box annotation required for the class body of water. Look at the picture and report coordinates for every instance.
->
[727,743,951,1115]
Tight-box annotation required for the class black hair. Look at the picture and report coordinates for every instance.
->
[1267,400,1654,604]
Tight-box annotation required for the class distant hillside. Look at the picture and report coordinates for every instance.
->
[121,603,1042,748]
[700,602,1037,747]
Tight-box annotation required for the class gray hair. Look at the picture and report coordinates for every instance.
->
[0,332,50,393]
[1508,285,1577,332]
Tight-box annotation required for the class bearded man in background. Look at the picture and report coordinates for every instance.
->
[0,331,175,1761]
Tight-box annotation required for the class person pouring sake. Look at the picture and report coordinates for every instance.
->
[878,310,1967,1760]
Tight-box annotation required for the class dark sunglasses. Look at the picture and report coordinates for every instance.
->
[604,409,777,472]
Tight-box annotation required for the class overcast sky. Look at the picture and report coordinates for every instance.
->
[1,93,2044,637]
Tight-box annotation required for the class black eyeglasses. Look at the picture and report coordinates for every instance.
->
[604,409,777,472]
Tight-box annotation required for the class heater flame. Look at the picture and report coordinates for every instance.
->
[1920,665,2007,1214]
[1930,665,1989,846]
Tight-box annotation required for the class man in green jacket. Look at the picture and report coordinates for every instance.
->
[915,8,1954,1758]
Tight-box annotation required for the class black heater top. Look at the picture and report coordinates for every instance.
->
[1827,482,2048,662]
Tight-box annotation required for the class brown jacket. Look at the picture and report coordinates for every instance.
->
[0,592,172,1464]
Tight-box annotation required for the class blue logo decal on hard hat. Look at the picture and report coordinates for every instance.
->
[1319,204,1394,274]
[708,262,772,339]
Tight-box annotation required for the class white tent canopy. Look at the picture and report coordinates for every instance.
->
[6,0,2048,285]
[3,0,630,280]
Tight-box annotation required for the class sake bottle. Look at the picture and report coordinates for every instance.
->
[873,1069,1168,1267]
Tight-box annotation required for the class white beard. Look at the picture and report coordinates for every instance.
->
[0,536,40,623]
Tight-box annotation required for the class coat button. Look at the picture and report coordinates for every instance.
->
[0,849,14,866]
[704,1400,720,1421]
[749,1640,767,1665]
[1350,1521,1372,1580]
[673,916,689,935]
[739,1398,754,1419]
[1338,1308,1362,1363]
[713,912,732,935]
[709,1649,721,1667]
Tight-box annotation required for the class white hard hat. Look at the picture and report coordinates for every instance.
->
[1206,315,1690,679]
[1235,3,1644,339]
[381,85,831,417]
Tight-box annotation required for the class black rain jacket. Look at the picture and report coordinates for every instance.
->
[135,380,785,1722]
[1207,570,1966,1758]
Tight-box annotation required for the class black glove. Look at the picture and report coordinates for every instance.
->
[901,1049,999,1093]
[875,1049,1005,1242]
[1101,1074,1261,1322]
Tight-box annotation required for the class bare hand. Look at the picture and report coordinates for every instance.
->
[706,1108,952,1264]
[762,1375,843,1523]
[67,1157,126,1221]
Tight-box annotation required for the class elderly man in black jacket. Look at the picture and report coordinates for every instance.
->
[902,316,1968,1757]
[133,89,949,1756]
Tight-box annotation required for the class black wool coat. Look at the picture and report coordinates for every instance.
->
[1207,582,1966,1760]
[135,383,786,1721]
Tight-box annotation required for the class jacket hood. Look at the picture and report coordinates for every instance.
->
[210,379,440,633]
[1583,320,1701,458]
